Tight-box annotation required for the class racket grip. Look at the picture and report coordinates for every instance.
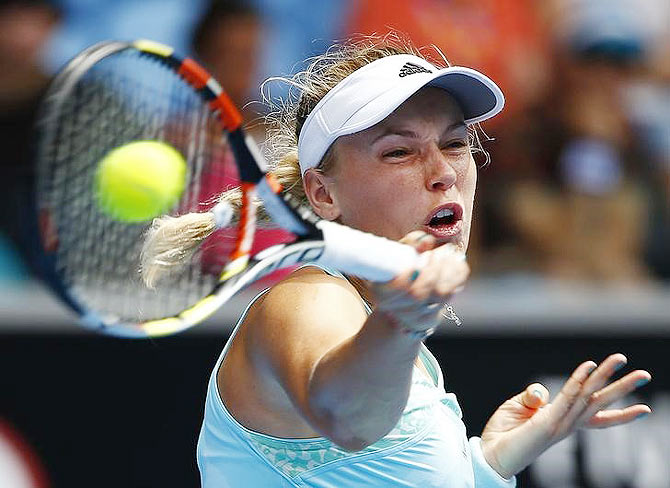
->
[317,220,419,282]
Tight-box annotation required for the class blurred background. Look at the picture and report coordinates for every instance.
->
[0,0,668,487]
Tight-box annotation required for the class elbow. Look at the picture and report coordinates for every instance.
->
[321,414,379,451]
[306,398,379,452]
[333,436,374,452]
[308,401,387,452]
[306,372,400,451]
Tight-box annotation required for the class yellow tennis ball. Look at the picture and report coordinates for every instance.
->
[95,141,187,222]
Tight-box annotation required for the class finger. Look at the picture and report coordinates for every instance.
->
[522,383,550,410]
[586,404,652,429]
[406,247,444,302]
[549,360,598,425]
[559,353,627,425]
[554,354,628,429]
[375,253,436,312]
[398,230,437,253]
[581,353,628,396]
[434,250,469,297]
[413,246,469,301]
[441,242,467,259]
[378,243,468,321]
[583,370,652,419]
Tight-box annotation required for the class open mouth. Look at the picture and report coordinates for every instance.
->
[427,204,462,226]
[424,203,463,238]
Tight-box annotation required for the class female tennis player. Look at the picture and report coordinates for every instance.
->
[144,35,652,487]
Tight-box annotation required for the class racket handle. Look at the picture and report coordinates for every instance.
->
[317,220,419,282]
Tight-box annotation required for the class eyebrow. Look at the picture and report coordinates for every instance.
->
[371,121,467,144]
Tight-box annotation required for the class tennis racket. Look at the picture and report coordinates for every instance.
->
[34,39,419,338]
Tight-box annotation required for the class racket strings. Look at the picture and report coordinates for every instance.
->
[41,49,233,323]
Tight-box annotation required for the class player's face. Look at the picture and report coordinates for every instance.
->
[328,87,477,252]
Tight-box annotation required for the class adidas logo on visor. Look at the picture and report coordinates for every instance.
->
[398,62,433,77]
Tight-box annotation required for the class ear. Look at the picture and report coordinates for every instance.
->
[302,169,341,221]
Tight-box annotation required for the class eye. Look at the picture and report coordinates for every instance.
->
[382,148,411,159]
[443,139,468,150]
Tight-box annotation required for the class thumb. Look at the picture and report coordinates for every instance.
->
[399,230,436,253]
[522,383,550,409]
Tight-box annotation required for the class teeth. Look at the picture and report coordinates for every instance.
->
[434,208,454,219]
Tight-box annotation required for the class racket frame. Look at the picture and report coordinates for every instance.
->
[35,39,417,338]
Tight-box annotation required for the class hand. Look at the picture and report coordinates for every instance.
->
[372,230,469,334]
[480,353,652,479]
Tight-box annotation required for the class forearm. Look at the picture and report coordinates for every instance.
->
[307,309,422,450]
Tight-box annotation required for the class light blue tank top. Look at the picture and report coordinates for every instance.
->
[196,266,516,488]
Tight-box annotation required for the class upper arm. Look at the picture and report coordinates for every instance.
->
[246,267,368,422]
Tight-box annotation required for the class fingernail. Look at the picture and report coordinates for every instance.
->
[532,389,543,399]
[410,270,420,282]
[636,412,650,420]
[587,363,597,374]
[635,377,650,388]
[614,361,626,372]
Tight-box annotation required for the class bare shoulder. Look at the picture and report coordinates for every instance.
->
[249,266,369,369]
[261,265,364,316]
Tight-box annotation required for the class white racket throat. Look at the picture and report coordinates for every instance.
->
[315,220,418,282]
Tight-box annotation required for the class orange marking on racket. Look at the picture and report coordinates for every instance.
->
[265,174,283,194]
[178,58,210,89]
[229,183,256,261]
[212,93,243,131]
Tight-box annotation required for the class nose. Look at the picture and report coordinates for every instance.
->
[425,146,457,192]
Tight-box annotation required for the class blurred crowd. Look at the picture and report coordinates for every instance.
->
[1,0,668,286]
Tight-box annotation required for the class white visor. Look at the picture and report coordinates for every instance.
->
[297,54,505,174]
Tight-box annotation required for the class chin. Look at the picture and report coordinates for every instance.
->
[425,224,469,252]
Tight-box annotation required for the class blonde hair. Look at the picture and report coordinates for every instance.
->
[140,33,484,287]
